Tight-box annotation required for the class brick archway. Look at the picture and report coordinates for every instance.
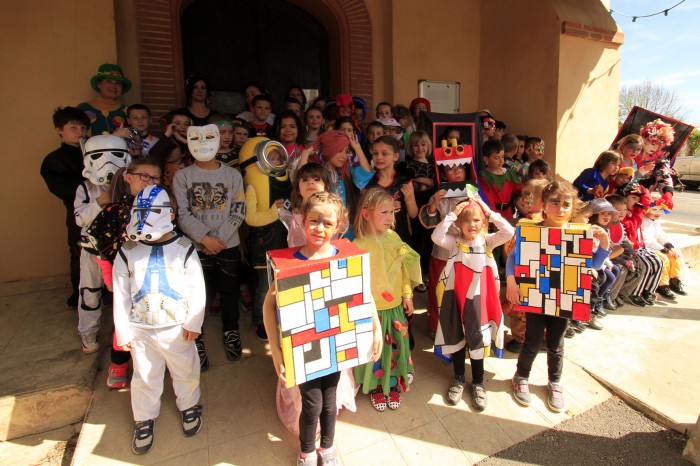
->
[135,0,373,121]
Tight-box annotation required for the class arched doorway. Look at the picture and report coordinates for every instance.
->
[135,0,373,121]
[181,0,330,114]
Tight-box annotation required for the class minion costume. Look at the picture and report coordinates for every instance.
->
[239,137,292,330]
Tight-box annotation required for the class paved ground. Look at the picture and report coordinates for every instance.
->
[479,397,691,466]
[0,224,697,465]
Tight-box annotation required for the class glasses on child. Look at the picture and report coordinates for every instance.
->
[130,172,162,184]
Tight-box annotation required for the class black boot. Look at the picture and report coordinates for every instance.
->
[656,285,677,301]
[603,293,617,311]
[595,299,607,317]
[669,278,687,296]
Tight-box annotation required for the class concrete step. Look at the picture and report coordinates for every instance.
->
[0,276,108,441]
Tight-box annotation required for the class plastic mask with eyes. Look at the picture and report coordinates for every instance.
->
[187,124,220,162]
[126,185,174,242]
[82,135,131,185]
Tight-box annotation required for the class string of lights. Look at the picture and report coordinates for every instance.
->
[610,0,686,22]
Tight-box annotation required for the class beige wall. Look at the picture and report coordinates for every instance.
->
[479,0,561,169]
[0,0,117,281]
[556,35,621,181]
[0,0,621,282]
[389,0,481,112]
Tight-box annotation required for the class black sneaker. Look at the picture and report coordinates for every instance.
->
[132,419,155,455]
[565,326,576,338]
[505,340,523,353]
[670,278,687,296]
[627,295,646,307]
[656,285,677,301]
[254,325,268,342]
[615,297,625,307]
[195,338,209,372]
[641,291,655,305]
[181,405,203,437]
[223,330,242,361]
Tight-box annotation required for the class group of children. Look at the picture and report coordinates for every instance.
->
[41,93,687,465]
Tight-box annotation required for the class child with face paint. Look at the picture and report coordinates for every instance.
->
[173,125,247,370]
[297,130,373,240]
[519,137,545,182]
[352,188,422,412]
[75,134,132,354]
[573,150,621,201]
[275,166,357,437]
[86,157,163,389]
[641,196,687,299]
[481,116,496,141]
[263,192,382,466]
[502,179,548,354]
[113,185,206,455]
[432,196,514,410]
[507,181,612,412]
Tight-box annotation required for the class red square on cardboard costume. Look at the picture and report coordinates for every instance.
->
[512,223,593,321]
[267,239,374,387]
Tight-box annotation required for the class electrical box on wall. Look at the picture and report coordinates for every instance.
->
[419,80,460,114]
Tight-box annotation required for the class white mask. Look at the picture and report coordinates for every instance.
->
[82,135,131,185]
[187,124,220,162]
[126,185,174,242]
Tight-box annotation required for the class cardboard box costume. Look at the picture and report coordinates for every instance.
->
[513,223,594,321]
[267,239,374,388]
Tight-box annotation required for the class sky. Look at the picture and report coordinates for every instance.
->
[611,0,700,125]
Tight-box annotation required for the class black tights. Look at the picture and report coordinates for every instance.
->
[451,347,484,385]
[298,372,341,453]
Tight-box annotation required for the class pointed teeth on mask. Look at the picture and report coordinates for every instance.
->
[436,160,470,168]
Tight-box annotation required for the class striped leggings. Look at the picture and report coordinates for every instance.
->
[632,248,663,296]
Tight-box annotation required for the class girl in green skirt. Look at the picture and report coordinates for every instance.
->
[353,188,422,411]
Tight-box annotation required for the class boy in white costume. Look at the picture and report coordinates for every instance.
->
[75,134,131,353]
[113,185,206,455]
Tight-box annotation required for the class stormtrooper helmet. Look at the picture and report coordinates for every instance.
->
[187,124,220,162]
[126,185,174,242]
[82,135,131,185]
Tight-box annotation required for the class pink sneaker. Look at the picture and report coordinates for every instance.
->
[107,362,128,389]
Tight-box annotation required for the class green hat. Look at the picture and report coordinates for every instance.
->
[90,64,132,94]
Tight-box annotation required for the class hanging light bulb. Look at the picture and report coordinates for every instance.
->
[632,16,637,22]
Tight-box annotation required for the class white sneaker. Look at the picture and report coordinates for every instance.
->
[81,332,99,353]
